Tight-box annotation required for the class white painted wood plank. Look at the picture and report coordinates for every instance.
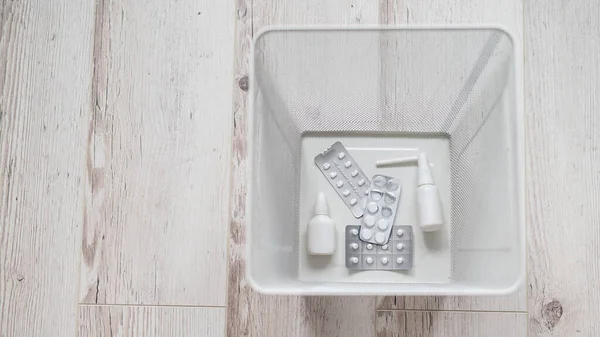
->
[80,0,234,306]
[227,1,380,336]
[0,1,94,336]
[229,297,377,337]
[375,0,525,313]
[376,311,527,337]
[526,0,600,336]
[380,0,522,37]
[377,287,526,312]
[79,306,225,336]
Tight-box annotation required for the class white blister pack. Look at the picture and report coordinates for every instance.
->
[346,225,413,270]
[358,174,402,244]
[314,142,371,218]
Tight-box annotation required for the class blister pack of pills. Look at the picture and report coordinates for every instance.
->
[345,225,413,270]
[314,141,371,218]
[358,174,402,244]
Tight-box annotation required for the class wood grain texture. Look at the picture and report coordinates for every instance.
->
[0,1,94,336]
[376,311,527,337]
[227,0,251,329]
[376,287,526,312]
[526,0,600,336]
[379,0,522,34]
[227,1,380,336]
[81,0,234,306]
[79,306,225,336]
[376,0,525,313]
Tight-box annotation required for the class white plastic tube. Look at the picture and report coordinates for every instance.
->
[375,156,418,166]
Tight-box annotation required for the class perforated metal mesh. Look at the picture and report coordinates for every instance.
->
[250,28,523,290]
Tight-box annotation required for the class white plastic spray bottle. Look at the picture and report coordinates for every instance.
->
[375,153,443,232]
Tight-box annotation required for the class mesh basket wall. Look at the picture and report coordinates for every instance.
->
[250,28,522,289]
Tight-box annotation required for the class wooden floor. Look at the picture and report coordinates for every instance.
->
[0,0,598,336]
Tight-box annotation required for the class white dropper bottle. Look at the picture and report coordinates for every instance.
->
[375,153,443,232]
[307,192,336,255]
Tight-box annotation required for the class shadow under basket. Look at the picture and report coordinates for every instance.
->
[247,27,524,296]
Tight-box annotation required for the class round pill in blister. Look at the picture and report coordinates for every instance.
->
[378,219,389,230]
[366,257,374,264]
[381,257,389,265]
[344,161,352,168]
[396,229,404,237]
[364,216,375,227]
[323,163,330,170]
[386,179,400,190]
[350,198,357,206]
[336,180,344,188]
[351,170,359,177]
[375,232,386,244]
[371,191,382,201]
[338,152,346,159]
[360,229,373,240]
[358,179,365,186]
[350,229,359,236]
[350,257,359,264]
[384,193,396,204]
[373,175,387,187]
[342,189,351,197]
[329,172,337,179]
[350,243,359,250]
[396,257,404,264]
[396,243,404,251]
[382,244,389,250]
[381,207,393,217]
[367,202,378,214]
[366,244,373,250]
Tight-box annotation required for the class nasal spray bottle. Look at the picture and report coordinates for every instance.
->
[376,153,443,232]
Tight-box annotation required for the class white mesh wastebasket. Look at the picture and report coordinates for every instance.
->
[247,27,524,296]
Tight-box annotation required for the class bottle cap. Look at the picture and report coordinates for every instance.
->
[417,153,435,186]
[314,192,330,215]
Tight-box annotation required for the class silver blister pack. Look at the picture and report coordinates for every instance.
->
[345,225,413,270]
[314,141,370,218]
[358,175,402,244]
